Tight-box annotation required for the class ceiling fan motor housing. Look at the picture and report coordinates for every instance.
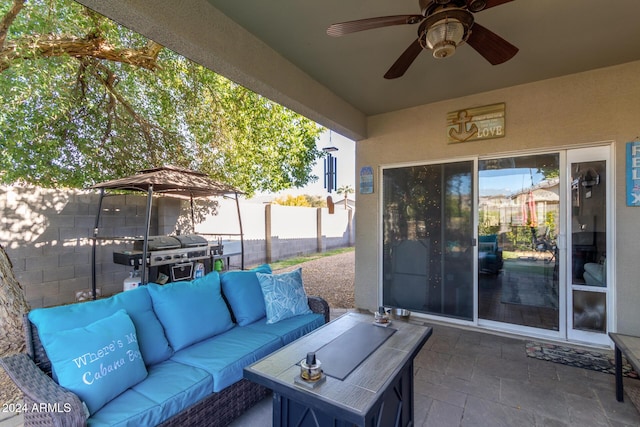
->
[466,0,487,12]
[421,0,488,15]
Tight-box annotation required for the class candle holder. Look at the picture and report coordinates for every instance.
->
[300,352,322,381]
[295,352,326,389]
[374,306,390,324]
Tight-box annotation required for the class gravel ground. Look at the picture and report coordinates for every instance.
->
[274,250,355,309]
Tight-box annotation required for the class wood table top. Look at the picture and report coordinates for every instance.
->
[609,333,640,372]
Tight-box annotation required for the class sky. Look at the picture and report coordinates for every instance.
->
[479,168,546,197]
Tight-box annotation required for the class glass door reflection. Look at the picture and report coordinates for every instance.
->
[478,154,560,331]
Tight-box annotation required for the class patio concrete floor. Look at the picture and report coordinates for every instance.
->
[231,308,640,427]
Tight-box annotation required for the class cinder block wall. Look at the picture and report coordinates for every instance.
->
[1,187,153,308]
[1,186,354,309]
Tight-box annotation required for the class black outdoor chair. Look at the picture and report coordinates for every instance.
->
[532,227,557,264]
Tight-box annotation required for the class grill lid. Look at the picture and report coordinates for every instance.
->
[133,236,181,251]
[173,234,208,248]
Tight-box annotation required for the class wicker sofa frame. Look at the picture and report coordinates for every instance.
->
[1,296,330,427]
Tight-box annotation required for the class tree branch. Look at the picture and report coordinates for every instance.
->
[0,0,24,50]
[0,34,164,73]
[84,59,162,164]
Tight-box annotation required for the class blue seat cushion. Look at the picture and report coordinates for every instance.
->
[88,361,212,427]
[244,313,325,346]
[28,286,173,367]
[148,272,234,351]
[132,360,212,423]
[220,264,272,326]
[171,326,281,392]
[87,389,162,427]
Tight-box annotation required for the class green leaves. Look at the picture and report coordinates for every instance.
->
[0,0,323,195]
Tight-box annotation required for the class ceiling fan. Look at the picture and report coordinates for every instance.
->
[327,0,518,79]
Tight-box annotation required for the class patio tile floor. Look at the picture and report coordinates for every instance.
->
[231,309,640,427]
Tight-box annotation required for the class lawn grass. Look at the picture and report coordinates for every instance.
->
[270,246,354,270]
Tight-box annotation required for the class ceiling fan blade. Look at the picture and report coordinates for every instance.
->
[327,15,424,37]
[466,23,518,65]
[483,0,515,10]
[384,38,424,79]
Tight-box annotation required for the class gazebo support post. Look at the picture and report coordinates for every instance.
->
[91,188,105,300]
[234,192,245,270]
[141,185,153,284]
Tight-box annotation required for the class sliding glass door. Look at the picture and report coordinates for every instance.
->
[382,161,474,321]
[477,154,560,331]
[381,147,612,346]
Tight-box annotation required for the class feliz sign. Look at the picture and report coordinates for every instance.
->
[447,103,505,143]
[627,141,640,206]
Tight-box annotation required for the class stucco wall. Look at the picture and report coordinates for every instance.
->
[355,60,640,335]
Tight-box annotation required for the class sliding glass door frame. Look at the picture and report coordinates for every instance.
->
[378,144,614,347]
[565,145,614,346]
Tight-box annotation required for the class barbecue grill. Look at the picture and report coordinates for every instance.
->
[92,166,245,293]
[113,234,210,268]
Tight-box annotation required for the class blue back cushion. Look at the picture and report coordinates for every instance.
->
[148,271,234,351]
[28,286,173,366]
[257,268,312,324]
[41,309,148,415]
[220,264,272,326]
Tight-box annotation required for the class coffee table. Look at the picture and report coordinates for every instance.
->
[244,312,432,427]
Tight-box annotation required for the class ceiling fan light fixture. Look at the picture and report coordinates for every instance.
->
[426,18,465,59]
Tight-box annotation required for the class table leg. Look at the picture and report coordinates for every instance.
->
[615,345,624,402]
[273,392,283,427]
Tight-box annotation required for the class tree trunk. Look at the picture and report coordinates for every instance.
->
[0,244,29,357]
[0,244,29,405]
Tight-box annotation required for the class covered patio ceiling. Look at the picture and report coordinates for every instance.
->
[76,0,640,141]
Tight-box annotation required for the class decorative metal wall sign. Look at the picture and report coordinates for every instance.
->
[626,141,640,206]
[447,103,505,143]
[360,166,374,194]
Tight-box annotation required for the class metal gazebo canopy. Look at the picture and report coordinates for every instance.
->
[91,166,245,294]
[92,165,241,197]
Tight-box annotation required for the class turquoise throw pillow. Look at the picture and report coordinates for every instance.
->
[28,287,172,367]
[257,268,312,324]
[41,309,148,415]
[221,264,272,326]
[147,271,234,351]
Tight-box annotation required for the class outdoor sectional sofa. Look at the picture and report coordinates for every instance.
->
[1,265,329,427]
